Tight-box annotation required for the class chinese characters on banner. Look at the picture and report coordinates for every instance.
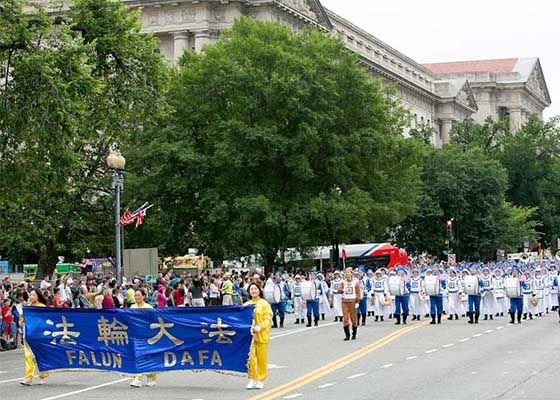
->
[24,306,254,375]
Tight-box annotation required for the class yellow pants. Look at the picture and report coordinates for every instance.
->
[132,373,156,381]
[24,342,48,381]
[248,342,268,381]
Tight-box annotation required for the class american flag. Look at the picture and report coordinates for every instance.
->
[120,208,136,226]
[135,209,146,228]
[120,203,152,228]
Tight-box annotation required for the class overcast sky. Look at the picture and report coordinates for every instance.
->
[321,0,558,118]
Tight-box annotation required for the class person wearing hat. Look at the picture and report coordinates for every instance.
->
[356,268,369,326]
[508,267,525,324]
[445,269,464,320]
[317,273,330,321]
[549,265,559,312]
[493,269,507,317]
[533,268,546,316]
[372,270,389,322]
[292,275,305,324]
[366,270,376,317]
[270,273,290,328]
[466,266,483,324]
[305,273,320,327]
[481,267,498,320]
[426,267,446,325]
[393,267,411,325]
[331,271,343,322]
[522,270,536,320]
[409,268,424,321]
[338,267,362,340]
[552,273,560,323]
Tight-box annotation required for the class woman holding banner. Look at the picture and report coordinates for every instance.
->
[244,281,273,390]
[21,289,49,386]
[130,289,157,388]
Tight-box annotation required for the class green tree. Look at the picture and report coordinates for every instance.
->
[127,18,422,270]
[0,0,169,272]
[395,145,538,260]
[450,116,510,153]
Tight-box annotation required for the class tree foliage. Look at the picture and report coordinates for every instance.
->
[0,0,169,271]
[126,18,423,269]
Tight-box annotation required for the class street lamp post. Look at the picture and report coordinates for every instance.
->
[107,150,126,284]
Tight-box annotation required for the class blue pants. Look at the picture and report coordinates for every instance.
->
[271,301,286,319]
[358,297,368,316]
[429,296,443,315]
[510,297,523,314]
[468,295,481,313]
[306,299,319,318]
[394,295,409,316]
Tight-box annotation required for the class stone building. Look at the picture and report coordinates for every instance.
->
[40,0,552,145]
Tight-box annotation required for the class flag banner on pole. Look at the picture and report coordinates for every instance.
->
[24,306,254,375]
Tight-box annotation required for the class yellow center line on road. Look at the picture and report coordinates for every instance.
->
[248,321,429,400]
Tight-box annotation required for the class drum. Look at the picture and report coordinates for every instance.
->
[388,276,405,296]
[504,278,521,298]
[464,275,480,296]
[301,281,318,301]
[264,285,281,304]
[424,276,440,296]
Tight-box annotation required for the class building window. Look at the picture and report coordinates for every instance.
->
[498,107,510,121]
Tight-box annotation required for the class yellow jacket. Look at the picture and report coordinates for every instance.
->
[244,298,273,344]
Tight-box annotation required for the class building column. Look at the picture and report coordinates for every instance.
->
[193,29,217,53]
[509,107,522,131]
[172,31,190,61]
[440,118,453,145]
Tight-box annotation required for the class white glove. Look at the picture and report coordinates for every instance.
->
[253,325,262,333]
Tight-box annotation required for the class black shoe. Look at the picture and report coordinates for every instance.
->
[395,315,401,325]
[529,313,533,320]
[314,318,319,327]
[412,315,417,321]
[361,315,366,326]
[509,312,515,324]
[306,316,312,327]
[517,312,522,323]
[403,314,408,325]
[351,326,357,340]
[343,326,350,341]
[467,312,473,324]
[455,314,459,320]
[375,316,379,322]
[523,313,527,320]
[437,314,442,324]
[280,317,284,328]
[448,314,454,320]
[295,319,300,325]
[321,314,325,321]
[430,315,436,325]
[380,316,384,322]
[489,315,493,320]
[484,314,488,321]
[416,315,421,320]
[272,316,278,328]
[475,313,480,324]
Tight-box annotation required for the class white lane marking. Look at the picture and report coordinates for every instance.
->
[267,364,288,369]
[502,372,510,375]
[270,322,338,340]
[472,333,483,338]
[496,326,504,330]
[471,371,479,375]
[347,373,366,380]
[425,349,438,354]
[38,378,130,400]
[406,356,418,360]
[459,338,470,342]
[318,383,336,389]
[283,394,303,399]
[484,329,494,333]
[380,363,393,368]
[442,343,455,348]
[0,377,31,384]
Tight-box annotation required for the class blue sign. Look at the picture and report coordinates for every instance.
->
[0,261,9,274]
[24,306,254,375]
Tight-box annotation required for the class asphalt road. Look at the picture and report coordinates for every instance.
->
[1,311,559,400]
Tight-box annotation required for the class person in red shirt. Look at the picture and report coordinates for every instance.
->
[2,299,13,341]
[102,290,115,308]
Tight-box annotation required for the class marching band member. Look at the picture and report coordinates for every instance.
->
[366,270,376,317]
[549,265,558,312]
[317,273,330,321]
[493,269,508,316]
[21,289,49,386]
[466,266,483,324]
[508,266,524,324]
[292,275,305,324]
[270,273,290,328]
[481,267,498,320]
[522,271,536,320]
[409,268,424,320]
[331,272,343,322]
[372,270,388,322]
[446,269,464,320]
[533,268,546,316]
[393,267,411,325]
[338,267,362,340]
[245,281,273,390]
[305,273,320,327]
[553,273,560,323]
[426,267,446,325]
[357,268,369,326]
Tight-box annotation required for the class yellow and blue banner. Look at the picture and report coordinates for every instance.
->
[24,305,254,375]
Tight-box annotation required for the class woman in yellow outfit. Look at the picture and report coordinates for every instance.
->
[21,289,49,386]
[244,281,273,390]
[130,288,157,388]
